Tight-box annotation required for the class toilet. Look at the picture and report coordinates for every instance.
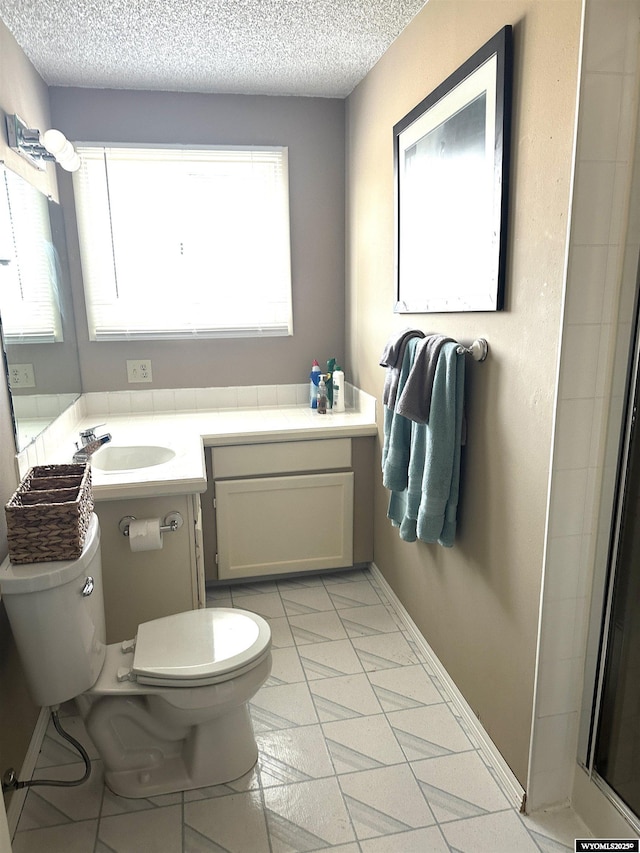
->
[0,514,271,798]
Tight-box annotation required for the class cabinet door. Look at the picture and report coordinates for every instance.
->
[215,472,354,579]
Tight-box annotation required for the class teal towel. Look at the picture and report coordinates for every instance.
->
[396,412,428,543]
[417,342,465,547]
[384,341,465,547]
[387,489,408,530]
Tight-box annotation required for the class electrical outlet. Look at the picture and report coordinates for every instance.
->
[126,359,153,383]
[9,364,35,388]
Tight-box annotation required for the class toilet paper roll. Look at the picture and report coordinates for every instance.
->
[128,518,163,552]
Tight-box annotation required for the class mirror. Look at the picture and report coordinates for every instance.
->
[0,164,82,451]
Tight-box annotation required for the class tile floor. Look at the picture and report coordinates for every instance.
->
[10,567,592,852]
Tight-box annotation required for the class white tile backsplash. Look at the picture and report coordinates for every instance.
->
[173,387,198,410]
[275,384,298,406]
[297,383,311,406]
[104,392,132,415]
[151,389,177,412]
[84,392,109,415]
[15,395,87,479]
[211,386,239,409]
[236,385,259,408]
[256,385,278,407]
[194,387,219,410]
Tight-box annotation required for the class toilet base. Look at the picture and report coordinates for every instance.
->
[102,703,259,799]
[80,642,272,798]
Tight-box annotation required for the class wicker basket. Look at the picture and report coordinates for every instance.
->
[5,464,94,564]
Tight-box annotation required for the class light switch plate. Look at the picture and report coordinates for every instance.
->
[126,359,153,383]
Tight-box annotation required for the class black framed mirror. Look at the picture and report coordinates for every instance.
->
[0,164,82,451]
[393,25,513,313]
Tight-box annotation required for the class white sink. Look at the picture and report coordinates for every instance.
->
[91,444,176,472]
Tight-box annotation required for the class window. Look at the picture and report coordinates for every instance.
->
[0,168,63,344]
[73,146,293,341]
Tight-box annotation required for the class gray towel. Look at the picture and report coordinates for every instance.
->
[382,337,420,492]
[396,334,453,423]
[380,328,425,409]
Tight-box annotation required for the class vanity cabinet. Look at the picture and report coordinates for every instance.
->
[94,493,205,643]
[202,436,374,582]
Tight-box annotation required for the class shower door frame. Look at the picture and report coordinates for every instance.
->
[579,259,640,832]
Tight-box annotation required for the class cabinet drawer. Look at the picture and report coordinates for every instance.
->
[212,439,351,478]
[215,472,354,579]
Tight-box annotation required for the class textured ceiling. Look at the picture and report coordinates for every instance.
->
[0,0,428,98]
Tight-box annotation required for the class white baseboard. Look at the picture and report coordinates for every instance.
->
[6,706,49,838]
[369,563,526,813]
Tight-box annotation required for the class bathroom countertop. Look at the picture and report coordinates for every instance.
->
[50,404,378,500]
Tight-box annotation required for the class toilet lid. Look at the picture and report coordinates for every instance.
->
[131,608,271,686]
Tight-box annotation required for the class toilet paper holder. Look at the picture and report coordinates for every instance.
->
[118,512,183,537]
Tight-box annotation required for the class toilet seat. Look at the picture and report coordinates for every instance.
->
[127,608,271,688]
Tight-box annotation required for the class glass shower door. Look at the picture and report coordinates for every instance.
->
[591,312,640,822]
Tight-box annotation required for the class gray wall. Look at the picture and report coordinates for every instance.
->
[50,88,346,392]
[345,0,582,785]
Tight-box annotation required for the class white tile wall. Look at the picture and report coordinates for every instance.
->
[527,0,640,813]
[14,395,88,480]
[11,393,78,421]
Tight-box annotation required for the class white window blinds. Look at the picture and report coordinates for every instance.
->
[0,168,63,344]
[73,146,293,341]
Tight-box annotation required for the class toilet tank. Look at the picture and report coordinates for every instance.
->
[0,513,106,707]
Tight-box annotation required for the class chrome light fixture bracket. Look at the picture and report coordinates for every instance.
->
[5,114,81,172]
[6,113,54,170]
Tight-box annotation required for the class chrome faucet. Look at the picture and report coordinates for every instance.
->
[73,425,112,463]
